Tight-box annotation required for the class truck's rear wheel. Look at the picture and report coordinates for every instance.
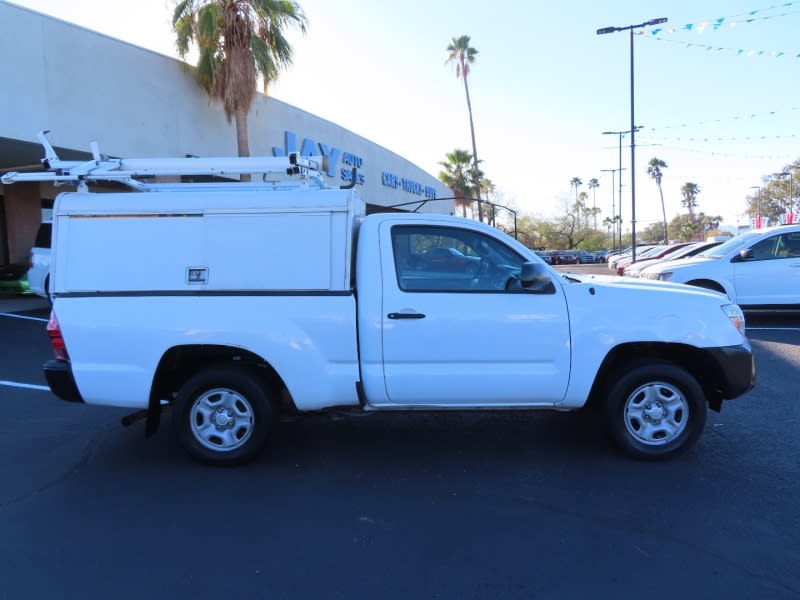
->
[604,362,707,460]
[172,365,275,465]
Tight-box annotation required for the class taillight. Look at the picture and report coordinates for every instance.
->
[47,310,69,361]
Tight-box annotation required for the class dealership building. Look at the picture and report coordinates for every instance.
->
[0,1,453,269]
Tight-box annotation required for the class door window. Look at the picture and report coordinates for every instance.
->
[391,225,528,292]
[748,232,800,260]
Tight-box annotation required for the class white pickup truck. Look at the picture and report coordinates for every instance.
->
[2,136,755,464]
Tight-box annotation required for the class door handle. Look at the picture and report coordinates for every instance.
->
[387,312,426,320]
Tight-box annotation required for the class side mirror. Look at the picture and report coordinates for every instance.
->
[736,248,753,261]
[520,262,555,293]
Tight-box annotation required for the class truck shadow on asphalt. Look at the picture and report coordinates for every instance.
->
[103,408,638,471]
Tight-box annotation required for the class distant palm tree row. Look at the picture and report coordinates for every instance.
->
[563,159,703,245]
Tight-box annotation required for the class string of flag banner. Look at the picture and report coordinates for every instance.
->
[632,143,797,161]
[631,106,799,150]
[637,2,800,58]
[645,35,800,58]
[645,106,800,132]
[642,133,797,143]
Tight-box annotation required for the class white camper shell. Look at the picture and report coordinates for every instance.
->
[51,189,364,294]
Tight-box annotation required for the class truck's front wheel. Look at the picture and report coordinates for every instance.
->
[172,365,276,465]
[604,362,707,460]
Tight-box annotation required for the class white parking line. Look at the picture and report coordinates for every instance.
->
[0,312,49,322]
[0,380,50,391]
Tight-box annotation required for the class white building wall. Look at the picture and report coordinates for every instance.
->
[0,1,452,213]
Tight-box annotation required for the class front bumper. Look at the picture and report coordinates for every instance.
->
[43,360,85,403]
[706,344,756,400]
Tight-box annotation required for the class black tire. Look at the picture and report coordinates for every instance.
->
[172,365,276,465]
[604,361,707,460]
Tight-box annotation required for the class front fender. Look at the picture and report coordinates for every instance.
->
[559,279,747,407]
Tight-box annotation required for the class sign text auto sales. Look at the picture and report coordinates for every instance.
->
[273,131,436,198]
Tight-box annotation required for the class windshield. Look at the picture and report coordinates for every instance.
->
[662,244,697,260]
[699,231,762,259]
[636,245,667,259]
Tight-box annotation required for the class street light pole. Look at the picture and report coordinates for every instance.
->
[602,129,639,250]
[600,168,616,252]
[598,17,667,263]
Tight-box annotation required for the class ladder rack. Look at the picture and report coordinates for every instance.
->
[0,131,331,192]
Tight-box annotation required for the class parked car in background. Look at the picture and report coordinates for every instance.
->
[592,250,609,263]
[550,250,578,265]
[26,220,51,300]
[608,245,656,271]
[409,246,482,274]
[605,249,625,268]
[534,250,552,264]
[613,245,673,275]
[624,241,723,277]
[643,224,800,309]
[576,250,596,264]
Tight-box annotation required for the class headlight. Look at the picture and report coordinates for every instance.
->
[722,304,746,335]
[656,272,672,281]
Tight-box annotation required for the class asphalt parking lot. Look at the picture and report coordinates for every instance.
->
[1,293,799,599]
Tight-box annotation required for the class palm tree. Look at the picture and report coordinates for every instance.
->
[647,158,669,243]
[173,0,308,159]
[438,149,476,217]
[446,35,482,221]
[680,182,700,223]
[578,191,589,228]
[588,178,599,229]
[480,178,496,224]
[569,177,582,223]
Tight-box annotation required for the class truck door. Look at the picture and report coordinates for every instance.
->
[379,223,571,406]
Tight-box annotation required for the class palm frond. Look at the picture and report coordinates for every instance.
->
[171,0,307,155]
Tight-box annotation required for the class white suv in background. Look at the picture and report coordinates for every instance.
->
[642,224,800,310]
[27,221,51,300]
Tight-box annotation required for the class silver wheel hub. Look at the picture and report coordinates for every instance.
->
[624,381,689,446]
[189,388,254,452]
[643,402,666,422]
[212,408,234,429]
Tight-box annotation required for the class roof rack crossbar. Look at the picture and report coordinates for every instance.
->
[1,131,330,190]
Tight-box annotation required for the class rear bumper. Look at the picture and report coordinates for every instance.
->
[43,359,85,403]
[707,344,756,399]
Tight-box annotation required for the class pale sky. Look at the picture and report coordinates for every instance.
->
[8,0,800,231]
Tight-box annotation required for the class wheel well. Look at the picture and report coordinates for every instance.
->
[686,279,726,294]
[150,345,296,413]
[586,342,726,412]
